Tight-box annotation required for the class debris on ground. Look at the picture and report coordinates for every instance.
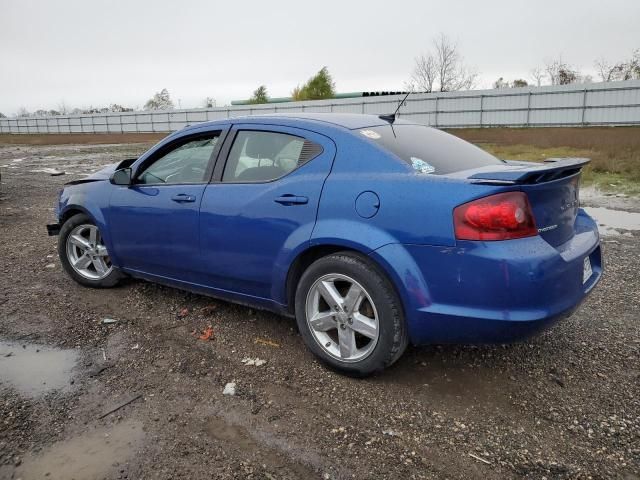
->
[193,325,214,341]
[97,393,143,419]
[241,357,267,366]
[177,307,189,318]
[37,167,66,176]
[382,429,401,437]
[254,337,280,348]
[469,453,491,465]
[201,304,218,316]
[222,382,236,396]
[88,363,114,377]
[101,318,119,325]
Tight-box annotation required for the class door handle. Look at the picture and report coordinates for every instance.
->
[171,193,196,203]
[274,194,309,206]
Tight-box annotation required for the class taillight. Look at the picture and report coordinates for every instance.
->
[454,191,537,241]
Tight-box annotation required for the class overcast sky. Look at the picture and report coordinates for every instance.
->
[1,0,639,115]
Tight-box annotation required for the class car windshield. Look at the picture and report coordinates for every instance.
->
[362,124,505,175]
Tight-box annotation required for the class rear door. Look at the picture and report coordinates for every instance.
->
[198,124,336,301]
[108,129,226,280]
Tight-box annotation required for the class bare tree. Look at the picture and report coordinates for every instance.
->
[595,49,640,82]
[410,53,437,92]
[622,49,640,80]
[434,34,477,91]
[493,77,509,89]
[109,104,133,113]
[57,101,69,115]
[409,34,477,92]
[595,57,617,82]
[545,57,580,85]
[530,66,546,87]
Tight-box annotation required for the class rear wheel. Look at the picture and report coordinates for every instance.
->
[295,252,408,376]
[58,213,123,288]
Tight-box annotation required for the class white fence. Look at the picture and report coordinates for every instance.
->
[2,80,640,134]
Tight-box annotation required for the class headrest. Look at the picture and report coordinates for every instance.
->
[244,132,287,159]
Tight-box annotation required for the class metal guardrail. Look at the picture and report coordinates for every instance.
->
[2,80,639,134]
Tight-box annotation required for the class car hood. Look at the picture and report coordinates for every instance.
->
[65,158,136,186]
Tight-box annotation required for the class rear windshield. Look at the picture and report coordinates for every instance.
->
[361,124,504,175]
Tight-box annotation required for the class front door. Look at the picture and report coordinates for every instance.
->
[198,124,336,302]
[108,130,224,281]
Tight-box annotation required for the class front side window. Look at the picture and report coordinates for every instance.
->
[137,134,219,185]
[222,130,322,183]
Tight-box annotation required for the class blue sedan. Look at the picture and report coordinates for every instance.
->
[47,113,602,375]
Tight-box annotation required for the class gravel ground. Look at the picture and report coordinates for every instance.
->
[0,143,638,480]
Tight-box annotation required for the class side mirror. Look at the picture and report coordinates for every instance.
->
[110,168,132,186]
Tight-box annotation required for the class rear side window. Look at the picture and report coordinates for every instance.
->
[362,124,504,175]
[222,130,322,182]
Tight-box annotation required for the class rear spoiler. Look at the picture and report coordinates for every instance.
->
[469,158,590,185]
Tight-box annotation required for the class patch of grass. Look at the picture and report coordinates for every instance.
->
[448,127,640,196]
[580,171,640,195]
[0,133,166,146]
[478,143,640,195]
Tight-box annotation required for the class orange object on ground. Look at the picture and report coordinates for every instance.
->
[198,325,214,341]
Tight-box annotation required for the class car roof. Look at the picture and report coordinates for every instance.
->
[184,112,415,133]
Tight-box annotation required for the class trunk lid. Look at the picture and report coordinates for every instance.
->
[520,174,580,246]
[456,158,588,247]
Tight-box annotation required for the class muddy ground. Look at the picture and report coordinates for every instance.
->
[0,142,638,480]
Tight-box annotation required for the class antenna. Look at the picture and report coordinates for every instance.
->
[379,89,413,124]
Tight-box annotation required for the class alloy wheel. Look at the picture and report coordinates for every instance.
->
[305,273,380,362]
[65,224,113,280]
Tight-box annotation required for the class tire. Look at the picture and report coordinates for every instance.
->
[58,213,123,288]
[295,251,408,376]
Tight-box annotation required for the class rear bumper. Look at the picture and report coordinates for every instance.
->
[370,210,602,345]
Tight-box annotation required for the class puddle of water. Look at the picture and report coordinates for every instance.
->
[206,416,319,478]
[0,341,78,396]
[384,357,513,414]
[29,168,66,175]
[15,420,144,480]
[583,207,640,236]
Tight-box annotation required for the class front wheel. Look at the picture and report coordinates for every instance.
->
[295,252,408,376]
[58,213,123,288]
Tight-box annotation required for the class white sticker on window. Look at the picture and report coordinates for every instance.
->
[360,129,381,139]
[411,157,435,174]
